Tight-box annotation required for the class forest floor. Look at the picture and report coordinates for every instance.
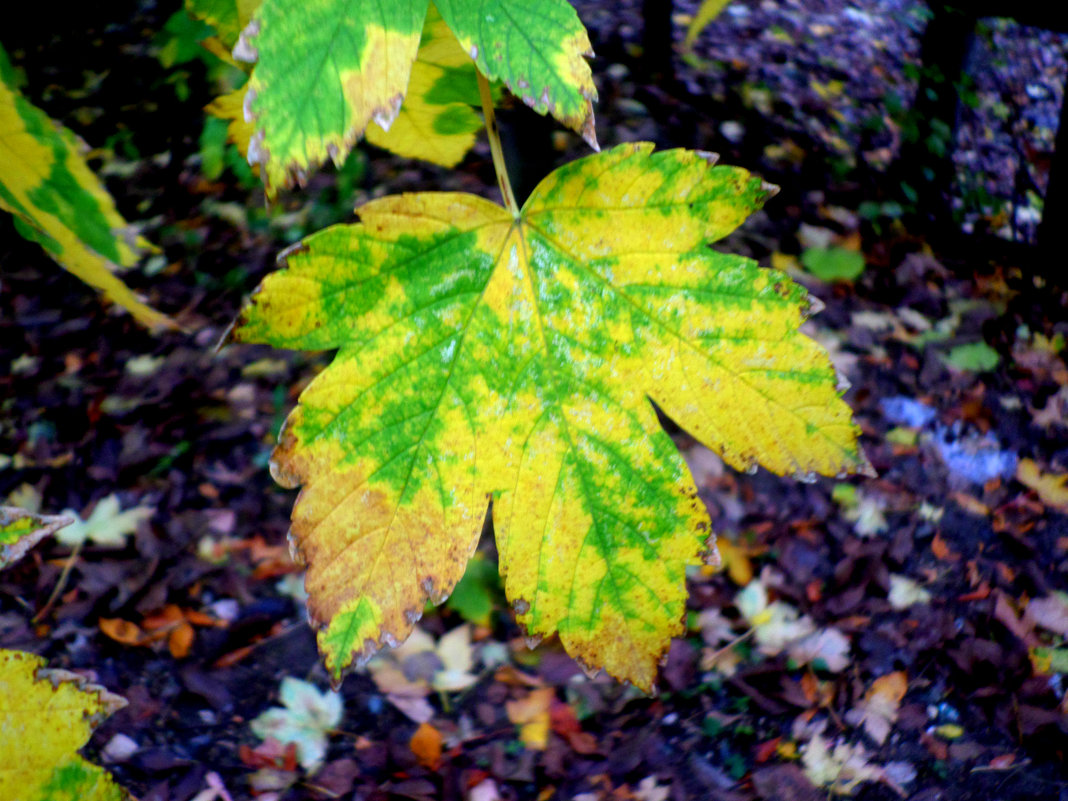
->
[2,1,1067,800]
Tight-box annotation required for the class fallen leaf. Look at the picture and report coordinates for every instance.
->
[506,687,555,750]
[887,575,931,609]
[1016,459,1068,512]
[57,494,153,548]
[845,672,907,744]
[942,342,999,372]
[250,677,343,769]
[409,722,442,770]
[788,628,852,673]
[1025,593,1068,637]
[634,775,671,801]
[802,732,914,796]
[0,506,73,568]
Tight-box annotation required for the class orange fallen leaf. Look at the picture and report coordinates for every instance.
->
[950,492,989,516]
[754,737,781,763]
[550,699,599,754]
[715,539,753,586]
[410,722,442,770]
[493,665,543,687]
[845,671,907,744]
[987,753,1016,770]
[169,621,195,659]
[99,618,145,646]
[931,533,958,562]
[957,583,991,602]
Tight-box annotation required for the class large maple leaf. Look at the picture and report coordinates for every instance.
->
[233,0,595,194]
[232,143,870,689]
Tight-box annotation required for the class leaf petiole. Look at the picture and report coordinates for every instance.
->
[477,70,519,218]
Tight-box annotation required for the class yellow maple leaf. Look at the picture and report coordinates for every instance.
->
[0,650,128,801]
[232,143,870,690]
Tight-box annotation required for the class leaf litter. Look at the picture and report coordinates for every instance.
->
[1,1,1067,799]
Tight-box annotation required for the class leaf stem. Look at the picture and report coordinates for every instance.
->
[33,540,83,623]
[477,70,519,217]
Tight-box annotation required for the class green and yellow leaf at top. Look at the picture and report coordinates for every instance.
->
[0,506,73,569]
[212,5,488,172]
[185,0,261,49]
[433,0,598,147]
[0,649,128,801]
[0,45,173,330]
[236,0,429,194]
[365,5,485,168]
[231,142,870,690]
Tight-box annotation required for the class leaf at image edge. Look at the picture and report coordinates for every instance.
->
[0,44,174,330]
[238,0,430,195]
[0,506,73,569]
[0,650,128,801]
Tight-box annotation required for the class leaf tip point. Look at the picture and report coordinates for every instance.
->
[760,179,781,198]
[233,19,259,63]
[371,95,404,133]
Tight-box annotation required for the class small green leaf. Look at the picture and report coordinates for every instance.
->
[800,247,866,282]
[1032,646,1068,675]
[942,341,999,372]
[684,0,731,51]
[446,552,502,626]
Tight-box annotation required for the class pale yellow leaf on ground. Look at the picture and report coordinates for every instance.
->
[505,687,555,750]
[1017,458,1068,512]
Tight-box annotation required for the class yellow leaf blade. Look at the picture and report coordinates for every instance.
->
[0,46,173,329]
[233,143,869,689]
[0,650,128,801]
